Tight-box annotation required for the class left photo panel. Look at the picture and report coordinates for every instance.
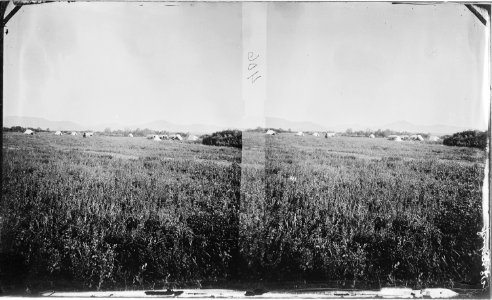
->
[1,1,244,293]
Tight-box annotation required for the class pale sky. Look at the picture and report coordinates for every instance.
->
[4,2,243,127]
[267,2,489,130]
[3,2,489,130]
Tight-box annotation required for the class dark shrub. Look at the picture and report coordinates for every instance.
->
[443,130,488,150]
[202,130,242,149]
[3,126,26,133]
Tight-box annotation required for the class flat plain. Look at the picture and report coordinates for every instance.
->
[1,131,487,290]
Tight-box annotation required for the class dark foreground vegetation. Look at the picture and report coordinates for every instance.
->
[0,132,487,293]
[443,130,488,150]
[1,134,241,292]
[240,133,485,285]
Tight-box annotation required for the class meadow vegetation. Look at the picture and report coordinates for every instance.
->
[240,134,485,286]
[1,132,487,292]
[1,134,241,291]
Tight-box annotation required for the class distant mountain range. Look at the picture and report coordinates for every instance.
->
[4,116,86,131]
[3,116,477,136]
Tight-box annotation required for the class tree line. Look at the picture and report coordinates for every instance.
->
[3,126,50,133]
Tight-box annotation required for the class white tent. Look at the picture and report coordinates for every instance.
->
[71,132,78,136]
[416,135,424,141]
[187,135,199,141]
[369,134,375,138]
[153,135,161,141]
[325,132,336,138]
[388,135,402,141]
[55,131,62,135]
[24,129,34,135]
[428,136,440,142]
[296,131,304,136]
[312,132,319,137]
[266,130,276,135]
[128,133,133,137]
[83,132,94,138]
[167,134,183,141]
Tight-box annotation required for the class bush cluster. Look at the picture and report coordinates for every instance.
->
[443,130,488,150]
[202,130,242,149]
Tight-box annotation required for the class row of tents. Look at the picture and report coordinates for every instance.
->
[27,129,440,143]
[147,134,199,142]
[264,130,440,142]
[29,130,198,141]
[52,131,93,137]
[388,134,423,142]
[387,134,440,142]
[23,129,91,137]
[265,130,337,137]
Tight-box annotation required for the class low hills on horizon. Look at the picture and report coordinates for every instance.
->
[3,115,479,136]
[3,116,224,135]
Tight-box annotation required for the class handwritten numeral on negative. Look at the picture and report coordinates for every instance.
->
[247,52,261,84]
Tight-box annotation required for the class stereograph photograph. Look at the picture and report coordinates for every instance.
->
[0,0,490,298]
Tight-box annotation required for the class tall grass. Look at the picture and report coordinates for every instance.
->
[1,133,241,290]
[0,132,487,291]
[239,134,485,285]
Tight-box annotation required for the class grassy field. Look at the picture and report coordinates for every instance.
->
[1,133,242,291]
[1,132,487,291]
[241,133,486,285]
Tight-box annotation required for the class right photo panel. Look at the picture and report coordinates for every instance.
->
[250,1,490,291]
